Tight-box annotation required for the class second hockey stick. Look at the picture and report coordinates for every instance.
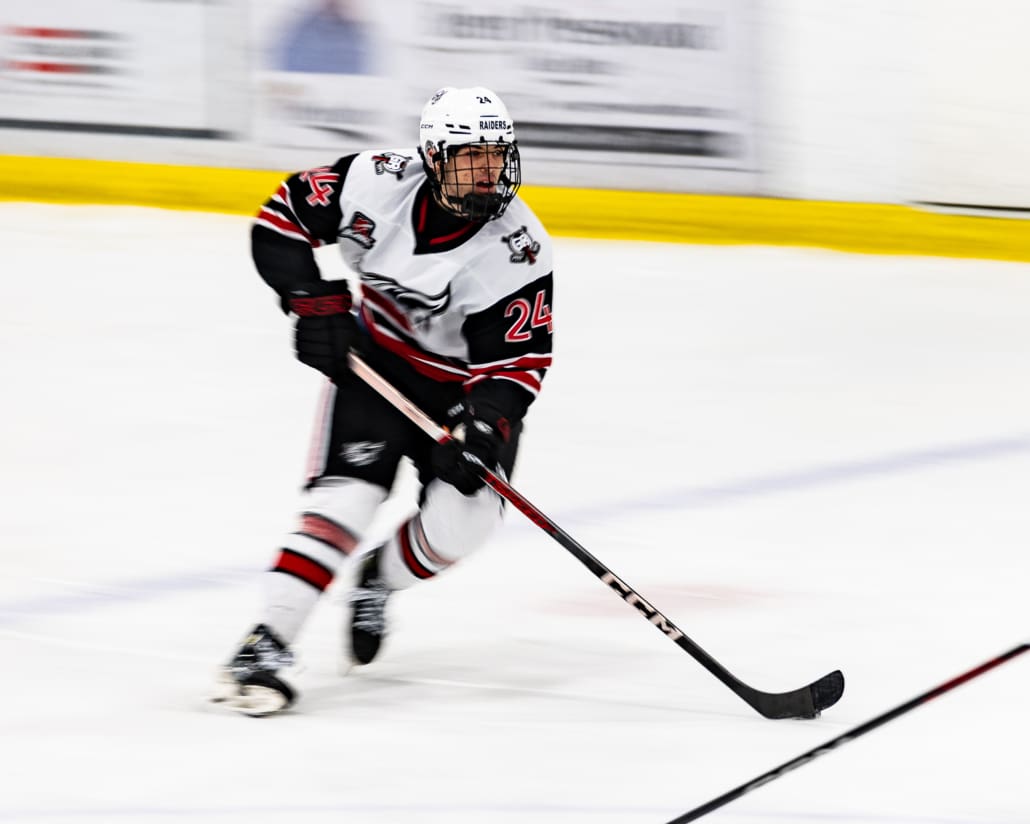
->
[666,642,1029,822]
[349,353,844,720]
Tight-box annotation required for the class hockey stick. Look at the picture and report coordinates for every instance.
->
[349,353,844,719]
[666,642,1029,822]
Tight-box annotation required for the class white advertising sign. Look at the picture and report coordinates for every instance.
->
[250,0,757,190]
[0,1,214,135]
[2,0,758,192]
[392,0,758,185]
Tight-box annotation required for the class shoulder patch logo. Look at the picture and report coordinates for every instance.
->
[339,212,377,249]
[502,226,540,264]
[371,152,412,179]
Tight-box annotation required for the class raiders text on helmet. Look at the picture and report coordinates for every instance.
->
[418,86,522,222]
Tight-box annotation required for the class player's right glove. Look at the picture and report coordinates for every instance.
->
[286,280,357,380]
[431,402,512,495]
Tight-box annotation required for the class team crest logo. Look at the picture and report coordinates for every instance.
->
[340,440,386,467]
[371,152,412,179]
[502,226,540,264]
[339,212,377,249]
[362,272,451,327]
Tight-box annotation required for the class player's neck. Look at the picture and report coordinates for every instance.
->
[428,190,474,227]
[413,182,482,253]
[418,185,474,233]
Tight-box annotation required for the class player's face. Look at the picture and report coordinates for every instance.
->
[439,144,507,204]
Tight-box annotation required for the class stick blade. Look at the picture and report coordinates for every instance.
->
[748,669,845,720]
[811,669,846,714]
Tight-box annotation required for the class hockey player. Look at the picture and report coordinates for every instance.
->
[214,87,554,716]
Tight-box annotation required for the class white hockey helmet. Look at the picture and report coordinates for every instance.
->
[418,86,521,222]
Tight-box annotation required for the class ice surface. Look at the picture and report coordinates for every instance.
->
[0,204,1027,824]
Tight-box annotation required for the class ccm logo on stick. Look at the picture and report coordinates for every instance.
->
[601,572,684,640]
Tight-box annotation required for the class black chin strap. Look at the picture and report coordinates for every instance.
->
[458,192,503,221]
[432,190,501,222]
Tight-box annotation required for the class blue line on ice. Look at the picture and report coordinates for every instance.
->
[547,432,1030,528]
[1,433,1027,627]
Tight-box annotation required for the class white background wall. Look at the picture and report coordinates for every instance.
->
[756,0,1030,208]
[910,0,1030,209]
[755,0,917,202]
[3,1,1030,207]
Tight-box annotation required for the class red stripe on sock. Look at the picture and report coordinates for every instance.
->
[398,520,435,579]
[413,516,453,567]
[299,513,358,555]
[273,549,334,591]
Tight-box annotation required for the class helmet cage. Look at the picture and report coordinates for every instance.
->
[420,137,521,222]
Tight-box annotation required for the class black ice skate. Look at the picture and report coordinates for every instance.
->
[348,549,392,665]
[212,623,296,717]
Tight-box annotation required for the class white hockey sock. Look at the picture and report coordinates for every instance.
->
[378,479,504,590]
[259,478,386,644]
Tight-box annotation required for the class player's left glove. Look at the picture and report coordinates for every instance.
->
[431,402,512,495]
[286,280,356,380]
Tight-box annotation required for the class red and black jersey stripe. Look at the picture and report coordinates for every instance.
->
[360,297,471,383]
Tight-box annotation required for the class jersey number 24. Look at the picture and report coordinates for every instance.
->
[504,290,553,342]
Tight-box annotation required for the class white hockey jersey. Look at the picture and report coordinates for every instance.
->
[253,149,554,410]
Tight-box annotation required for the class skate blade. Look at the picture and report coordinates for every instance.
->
[209,672,292,718]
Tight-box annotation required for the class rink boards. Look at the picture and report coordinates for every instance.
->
[1,154,1030,262]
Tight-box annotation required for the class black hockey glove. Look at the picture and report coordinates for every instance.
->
[431,403,512,496]
[286,281,357,380]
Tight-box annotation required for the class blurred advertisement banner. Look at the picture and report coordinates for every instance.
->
[252,0,757,190]
[1,0,757,192]
[252,0,396,151]
[0,1,218,136]
[393,0,757,185]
